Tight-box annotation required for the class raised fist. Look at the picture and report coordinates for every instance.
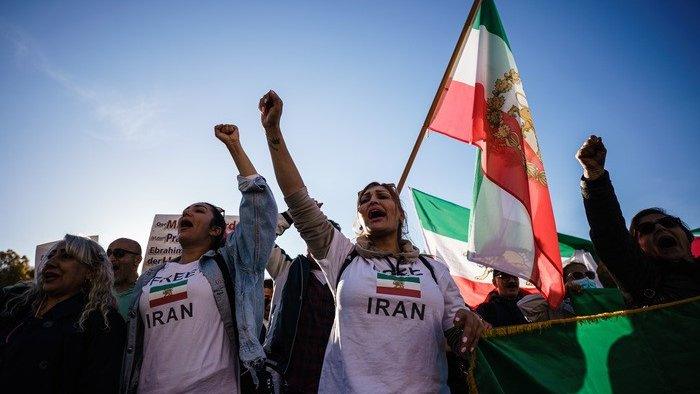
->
[214,124,240,146]
[576,135,607,180]
[259,90,283,131]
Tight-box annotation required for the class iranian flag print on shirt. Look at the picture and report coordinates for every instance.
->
[149,280,188,307]
[376,273,421,298]
[427,0,564,306]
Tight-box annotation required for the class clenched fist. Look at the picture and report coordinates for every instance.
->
[259,90,283,131]
[214,124,240,147]
[576,135,607,181]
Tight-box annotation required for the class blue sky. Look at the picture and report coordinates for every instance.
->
[1,0,699,265]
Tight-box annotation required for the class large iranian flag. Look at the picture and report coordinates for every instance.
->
[427,0,563,306]
[412,188,598,308]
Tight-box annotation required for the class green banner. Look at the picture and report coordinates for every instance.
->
[468,296,700,393]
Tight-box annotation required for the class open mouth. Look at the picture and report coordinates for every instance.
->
[179,218,194,231]
[42,271,60,282]
[657,234,678,249]
[505,282,519,289]
[368,208,387,221]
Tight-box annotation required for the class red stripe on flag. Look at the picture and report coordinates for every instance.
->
[431,80,564,307]
[452,275,539,309]
[376,287,421,298]
[149,292,188,308]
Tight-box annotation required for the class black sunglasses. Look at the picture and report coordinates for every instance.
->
[107,248,139,258]
[636,216,681,236]
[567,271,596,281]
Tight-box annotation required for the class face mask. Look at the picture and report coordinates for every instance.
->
[573,278,598,289]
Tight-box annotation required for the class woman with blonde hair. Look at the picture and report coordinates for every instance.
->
[0,234,126,394]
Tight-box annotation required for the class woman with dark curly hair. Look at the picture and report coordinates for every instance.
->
[120,124,277,394]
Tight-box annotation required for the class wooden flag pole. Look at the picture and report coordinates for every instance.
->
[396,0,483,193]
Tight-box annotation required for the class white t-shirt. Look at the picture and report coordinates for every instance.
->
[318,230,465,393]
[138,260,238,394]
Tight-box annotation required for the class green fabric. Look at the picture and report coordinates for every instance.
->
[116,285,135,321]
[571,288,626,316]
[412,187,595,256]
[558,233,596,259]
[412,188,470,241]
[471,0,511,50]
[471,297,700,393]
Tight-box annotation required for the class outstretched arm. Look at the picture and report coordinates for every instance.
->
[259,90,336,259]
[259,91,304,196]
[576,135,652,297]
[215,124,257,177]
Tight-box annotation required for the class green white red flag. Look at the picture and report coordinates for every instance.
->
[427,0,564,306]
[412,188,597,308]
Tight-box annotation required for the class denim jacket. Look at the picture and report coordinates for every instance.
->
[120,174,277,393]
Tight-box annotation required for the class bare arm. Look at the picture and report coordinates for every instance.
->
[259,90,335,258]
[215,124,257,176]
[259,91,304,196]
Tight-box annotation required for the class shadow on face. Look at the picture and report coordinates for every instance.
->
[493,272,520,300]
[357,184,403,239]
[41,242,90,298]
[634,213,691,261]
[177,203,222,250]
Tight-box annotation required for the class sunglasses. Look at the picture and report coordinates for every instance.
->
[636,216,681,236]
[566,271,596,281]
[107,248,139,258]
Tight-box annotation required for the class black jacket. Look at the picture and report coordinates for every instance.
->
[475,290,527,327]
[581,171,700,306]
[0,288,126,394]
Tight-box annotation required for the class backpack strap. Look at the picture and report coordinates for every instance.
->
[418,255,438,284]
[213,252,237,311]
[335,248,359,287]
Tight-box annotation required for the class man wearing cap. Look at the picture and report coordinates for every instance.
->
[107,238,142,320]
[475,269,528,327]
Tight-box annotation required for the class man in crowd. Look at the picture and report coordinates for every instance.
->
[577,135,700,306]
[264,211,339,393]
[263,278,274,327]
[107,238,141,320]
[476,270,527,327]
[563,262,598,294]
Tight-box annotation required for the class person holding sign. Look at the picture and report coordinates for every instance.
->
[258,90,489,393]
[120,125,277,393]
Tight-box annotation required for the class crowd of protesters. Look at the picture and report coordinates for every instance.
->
[0,92,698,393]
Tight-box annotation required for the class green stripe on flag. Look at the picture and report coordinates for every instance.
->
[558,233,596,259]
[412,188,470,241]
[377,272,420,283]
[472,0,511,50]
[413,187,597,259]
[692,228,700,236]
[150,280,187,293]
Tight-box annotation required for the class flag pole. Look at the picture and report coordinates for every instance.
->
[396,0,483,193]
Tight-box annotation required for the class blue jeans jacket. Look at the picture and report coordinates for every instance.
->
[120,175,277,393]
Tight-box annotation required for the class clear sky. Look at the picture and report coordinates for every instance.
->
[1,0,699,266]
